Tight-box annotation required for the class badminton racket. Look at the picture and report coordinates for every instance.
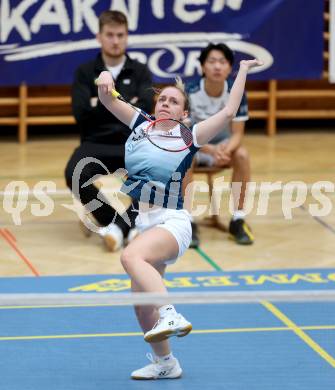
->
[96,82,193,152]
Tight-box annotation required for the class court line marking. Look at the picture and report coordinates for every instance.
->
[195,247,222,271]
[1,325,334,342]
[197,250,335,369]
[0,228,40,277]
[300,205,335,235]
[262,301,335,368]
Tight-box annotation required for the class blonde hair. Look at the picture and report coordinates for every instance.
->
[154,77,189,111]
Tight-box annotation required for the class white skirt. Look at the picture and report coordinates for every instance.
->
[135,206,192,264]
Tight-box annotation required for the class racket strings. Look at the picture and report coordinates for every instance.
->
[146,119,193,151]
[180,125,193,145]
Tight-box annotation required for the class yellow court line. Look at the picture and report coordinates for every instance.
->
[261,301,335,368]
[0,332,143,341]
[1,325,335,342]
[302,325,335,330]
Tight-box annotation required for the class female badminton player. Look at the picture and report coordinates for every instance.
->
[96,58,262,380]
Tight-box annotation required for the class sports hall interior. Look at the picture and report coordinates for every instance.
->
[0,2,334,389]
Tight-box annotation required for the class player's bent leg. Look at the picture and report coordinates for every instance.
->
[120,227,179,291]
[121,224,192,343]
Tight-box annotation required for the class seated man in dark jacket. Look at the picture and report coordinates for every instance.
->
[65,10,154,251]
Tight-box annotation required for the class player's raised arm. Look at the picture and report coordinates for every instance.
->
[195,59,262,146]
[96,71,136,127]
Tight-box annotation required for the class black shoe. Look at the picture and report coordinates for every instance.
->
[229,219,254,245]
[189,222,200,248]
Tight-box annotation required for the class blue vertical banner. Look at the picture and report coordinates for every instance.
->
[0,0,324,86]
[330,0,335,83]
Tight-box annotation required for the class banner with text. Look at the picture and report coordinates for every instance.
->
[0,0,324,86]
[330,0,335,83]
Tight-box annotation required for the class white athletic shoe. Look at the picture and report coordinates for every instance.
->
[131,353,182,380]
[126,227,139,244]
[144,312,192,343]
[79,214,97,237]
[98,223,123,252]
[79,219,92,237]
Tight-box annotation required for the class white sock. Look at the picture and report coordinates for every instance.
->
[159,304,177,318]
[232,210,246,221]
[156,352,175,365]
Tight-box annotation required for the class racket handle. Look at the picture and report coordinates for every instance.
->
[110,89,120,98]
[94,79,120,98]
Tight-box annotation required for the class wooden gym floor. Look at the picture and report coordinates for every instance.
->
[0,132,334,277]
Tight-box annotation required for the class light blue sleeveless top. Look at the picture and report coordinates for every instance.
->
[121,111,199,209]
